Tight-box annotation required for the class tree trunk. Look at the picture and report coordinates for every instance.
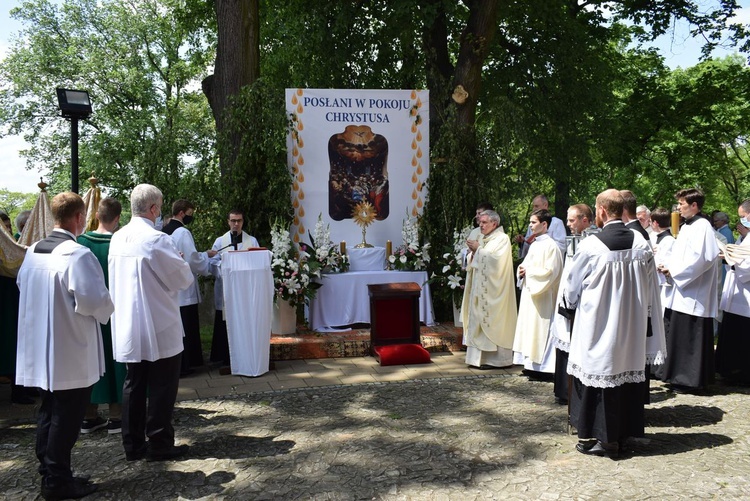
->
[452,0,499,128]
[202,0,260,178]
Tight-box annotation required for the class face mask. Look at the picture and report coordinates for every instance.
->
[741,217,750,229]
[183,215,194,225]
[154,215,163,231]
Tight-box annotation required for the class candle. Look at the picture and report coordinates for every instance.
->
[386,240,392,257]
[671,212,680,237]
[340,241,346,255]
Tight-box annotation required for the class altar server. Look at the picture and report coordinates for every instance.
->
[109,184,194,462]
[561,189,665,457]
[16,192,114,499]
[162,199,217,375]
[462,210,517,368]
[715,198,750,384]
[658,188,720,392]
[513,209,563,378]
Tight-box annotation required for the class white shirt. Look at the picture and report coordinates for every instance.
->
[16,230,114,391]
[109,217,194,363]
[210,230,260,310]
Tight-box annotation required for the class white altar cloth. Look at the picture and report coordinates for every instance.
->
[221,250,274,376]
[348,247,386,271]
[309,270,434,331]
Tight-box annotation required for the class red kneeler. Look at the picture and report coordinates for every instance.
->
[367,282,431,366]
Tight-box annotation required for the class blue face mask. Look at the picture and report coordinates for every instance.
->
[741,217,750,229]
[154,215,163,231]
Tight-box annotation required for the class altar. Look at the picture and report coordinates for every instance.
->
[308,270,435,331]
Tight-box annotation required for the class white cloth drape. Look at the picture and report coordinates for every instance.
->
[222,250,274,377]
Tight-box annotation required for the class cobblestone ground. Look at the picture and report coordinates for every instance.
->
[1,374,749,500]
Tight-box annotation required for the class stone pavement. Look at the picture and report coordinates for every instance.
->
[1,352,750,500]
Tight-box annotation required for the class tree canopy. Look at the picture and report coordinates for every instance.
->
[1,0,748,269]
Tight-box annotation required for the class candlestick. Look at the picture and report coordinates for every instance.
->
[386,240,392,257]
[671,211,680,237]
[340,241,346,255]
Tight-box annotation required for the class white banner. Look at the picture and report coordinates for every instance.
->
[286,89,429,249]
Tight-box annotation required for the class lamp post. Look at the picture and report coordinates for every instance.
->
[55,88,92,194]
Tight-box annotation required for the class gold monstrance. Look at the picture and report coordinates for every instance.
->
[352,201,376,248]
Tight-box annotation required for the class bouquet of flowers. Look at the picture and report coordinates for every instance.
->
[270,222,322,307]
[388,215,431,271]
[429,225,472,308]
[305,214,349,273]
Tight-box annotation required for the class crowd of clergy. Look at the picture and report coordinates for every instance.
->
[1,182,750,498]
[461,189,750,458]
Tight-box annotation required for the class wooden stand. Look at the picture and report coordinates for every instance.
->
[367,282,422,354]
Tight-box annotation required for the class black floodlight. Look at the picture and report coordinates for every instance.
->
[56,88,92,119]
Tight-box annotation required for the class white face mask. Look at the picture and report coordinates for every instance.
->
[740,216,750,229]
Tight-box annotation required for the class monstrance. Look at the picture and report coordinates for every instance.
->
[352,201,376,248]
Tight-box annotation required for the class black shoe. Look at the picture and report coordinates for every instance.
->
[80,416,107,434]
[554,397,568,405]
[41,480,97,500]
[125,445,148,461]
[575,440,619,458]
[146,444,189,462]
[72,475,91,484]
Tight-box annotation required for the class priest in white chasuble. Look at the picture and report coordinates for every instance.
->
[513,209,563,377]
[563,189,665,458]
[16,192,114,499]
[461,210,517,368]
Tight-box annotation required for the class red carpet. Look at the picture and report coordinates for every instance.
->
[270,323,463,361]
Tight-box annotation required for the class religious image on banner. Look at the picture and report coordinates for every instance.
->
[286,89,429,247]
[328,125,389,221]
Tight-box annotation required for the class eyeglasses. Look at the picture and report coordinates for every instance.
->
[229,219,243,223]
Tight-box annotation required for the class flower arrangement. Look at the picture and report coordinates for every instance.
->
[388,215,431,271]
[270,222,322,307]
[306,213,349,273]
[429,225,472,308]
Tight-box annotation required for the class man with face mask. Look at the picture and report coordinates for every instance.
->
[162,199,218,376]
[715,198,750,384]
[16,192,114,499]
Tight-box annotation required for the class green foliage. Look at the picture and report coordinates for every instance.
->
[0,189,37,231]
[214,78,293,246]
[1,0,216,233]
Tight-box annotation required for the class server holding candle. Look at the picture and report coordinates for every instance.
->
[658,188,721,392]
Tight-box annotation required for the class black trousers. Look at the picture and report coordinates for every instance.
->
[210,310,230,365]
[36,386,92,486]
[122,353,181,454]
[180,304,204,371]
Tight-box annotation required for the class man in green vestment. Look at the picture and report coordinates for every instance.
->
[77,197,126,434]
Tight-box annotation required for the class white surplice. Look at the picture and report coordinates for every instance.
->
[720,236,750,318]
[665,216,720,319]
[563,222,665,388]
[169,225,213,307]
[109,217,194,363]
[16,232,114,391]
[513,234,562,371]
